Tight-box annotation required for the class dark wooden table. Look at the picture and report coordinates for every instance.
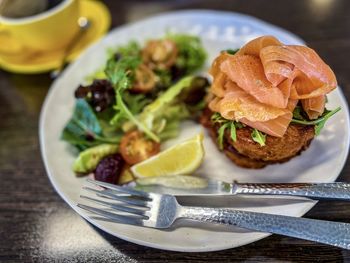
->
[1,0,350,262]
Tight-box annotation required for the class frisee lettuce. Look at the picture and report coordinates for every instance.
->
[105,56,160,142]
[85,42,141,84]
[113,90,160,142]
[167,34,207,74]
[122,76,195,138]
[123,92,152,116]
[115,41,140,57]
[105,56,140,90]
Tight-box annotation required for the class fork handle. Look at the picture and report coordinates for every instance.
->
[180,207,350,249]
[234,182,350,200]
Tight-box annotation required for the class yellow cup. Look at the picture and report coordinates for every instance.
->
[0,0,80,54]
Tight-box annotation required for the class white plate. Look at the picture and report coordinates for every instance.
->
[39,10,350,252]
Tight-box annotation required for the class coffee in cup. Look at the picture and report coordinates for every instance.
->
[0,0,80,54]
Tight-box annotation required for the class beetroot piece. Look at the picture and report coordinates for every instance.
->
[94,154,125,184]
[75,80,115,112]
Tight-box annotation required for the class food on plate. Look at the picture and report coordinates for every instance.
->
[94,153,125,184]
[61,34,209,184]
[201,36,340,168]
[131,133,204,178]
[118,165,135,185]
[119,130,160,165]
[73,143,119,174]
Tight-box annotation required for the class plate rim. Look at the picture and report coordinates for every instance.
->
[39,9,350,252]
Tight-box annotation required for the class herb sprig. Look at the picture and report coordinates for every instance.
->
[291,106,341,135]
[251,129,266,147]
[211,113,268,147]
[211,112,242,150]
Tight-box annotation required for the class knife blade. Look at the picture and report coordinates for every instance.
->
[135,176,232,195]
[134,175,350,200]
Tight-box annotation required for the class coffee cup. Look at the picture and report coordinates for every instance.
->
[0,0,80,55]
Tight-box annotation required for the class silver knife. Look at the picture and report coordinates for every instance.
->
[135,176,350,200]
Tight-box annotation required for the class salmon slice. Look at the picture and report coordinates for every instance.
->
[263,61,294,86]
[208,96,221,113]
[287,98,299,111]
[260,45,337,98]
[301,95,326,119]
[240,98,297,137]
[221,55,288,108]
[237,35,288,86]
[237,35,282,57]
[209,86,296,137]
[211,71,227,98]
[209,52,233,77]
[217,82,289,122]
[241,113,292,138]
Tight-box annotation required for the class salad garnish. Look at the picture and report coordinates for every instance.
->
[291,105,341,135]
[61,34,208,185]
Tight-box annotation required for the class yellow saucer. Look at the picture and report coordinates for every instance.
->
[0,0,111,74]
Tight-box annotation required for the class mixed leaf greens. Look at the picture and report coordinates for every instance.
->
[167,34,207,75]
[61,99,121,151]
[104,55,160,141]
[121,76,209,141]
[62,34,208,153]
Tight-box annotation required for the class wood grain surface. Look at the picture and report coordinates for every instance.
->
[1,0,350,262]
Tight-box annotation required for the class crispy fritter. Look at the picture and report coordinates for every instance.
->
[200,108,315,169]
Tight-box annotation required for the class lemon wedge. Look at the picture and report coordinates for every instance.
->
[131,133,204,178]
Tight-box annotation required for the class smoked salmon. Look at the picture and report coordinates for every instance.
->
[208,36,337,137]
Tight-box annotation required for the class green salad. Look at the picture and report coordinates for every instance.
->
[61,34,209,184]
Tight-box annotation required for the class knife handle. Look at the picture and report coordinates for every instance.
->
[181,207,350,249]
[234,182,350,200]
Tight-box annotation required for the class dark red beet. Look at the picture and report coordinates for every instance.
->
[75,80,115,112]
[94,154,125,184]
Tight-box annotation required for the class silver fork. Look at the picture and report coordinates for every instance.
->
[78,179,350,250]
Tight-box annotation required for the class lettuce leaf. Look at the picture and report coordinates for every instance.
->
[122,76,194,132]
[61,99,121,151]
[167,34,207,74]
[121,76,201,141]
[105,56,160,142]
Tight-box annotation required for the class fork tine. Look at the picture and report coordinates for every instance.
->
[78,204,145,226]
[89,216,133,224]
[87,179,150,198]
[80,195,148,218]
[83,187,149,207]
